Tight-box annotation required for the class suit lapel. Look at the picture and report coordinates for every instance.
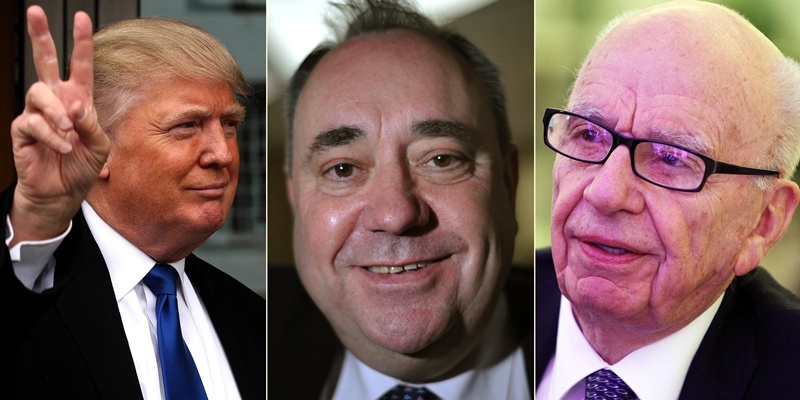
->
[535,248,560,386]
[185,255,266,399]
[52,212,143,398]
[678,279,757,399]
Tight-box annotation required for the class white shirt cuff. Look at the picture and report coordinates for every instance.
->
[6,215,71,291]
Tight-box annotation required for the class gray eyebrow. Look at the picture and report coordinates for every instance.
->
[309,126,364,154]
[649,128,713,154]
[568,103,713,154]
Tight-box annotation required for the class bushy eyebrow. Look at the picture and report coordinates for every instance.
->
[649,128,713,154]
[306,119,476,163]
[309,126,364,155]
[412,119,476,148]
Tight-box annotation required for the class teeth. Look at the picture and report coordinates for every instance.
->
[596,243,627,255]
[367,262,431,274]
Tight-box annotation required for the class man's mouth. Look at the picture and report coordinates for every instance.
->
[592,242,629,255]
[366,261,432,274]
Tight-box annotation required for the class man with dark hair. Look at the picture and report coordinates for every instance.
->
[269,0,532,398]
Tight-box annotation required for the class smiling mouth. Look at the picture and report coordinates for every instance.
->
[365,261,432,274]
[592,242,629,255]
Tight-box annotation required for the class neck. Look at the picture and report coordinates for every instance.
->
[85,196,205,263]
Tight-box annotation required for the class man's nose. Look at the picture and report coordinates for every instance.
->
[361,164,430,234]
[199,122,236,168]
[582,146,645,215]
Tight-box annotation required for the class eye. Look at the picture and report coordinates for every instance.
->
[573,123,605,143]
[168,121,200,139]
[423,153,468,169]
[653,144,689,167]
[174,122,197,130]
[222,120,239,137]
[325,163,355,179]
[431,154,453,168]
[416,151,473,184]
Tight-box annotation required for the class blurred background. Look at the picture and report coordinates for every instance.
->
[267,0,535,269]
[535,0,800,294]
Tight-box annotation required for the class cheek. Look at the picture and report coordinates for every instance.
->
[550,162,587,238]
[293,187,362,266]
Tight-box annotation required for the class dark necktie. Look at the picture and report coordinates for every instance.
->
[585,369,637,400]
[143,263,208,400]
[378,383,441,400]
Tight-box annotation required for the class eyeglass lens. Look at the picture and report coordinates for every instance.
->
[546,112,707,190]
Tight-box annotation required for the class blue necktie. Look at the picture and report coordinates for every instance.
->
[379,384,441,400]
[585,369,637,400]
[143,263,208,400]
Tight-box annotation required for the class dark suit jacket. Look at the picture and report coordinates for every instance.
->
[268,265,534,399]
[0,185,266,399]
[535,247,800,399]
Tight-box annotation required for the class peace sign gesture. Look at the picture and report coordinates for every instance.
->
[9,6,109,245]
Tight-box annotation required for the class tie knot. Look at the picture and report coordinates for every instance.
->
[379,384,441,400]
[143,263,179,296]
[585,369,637,400]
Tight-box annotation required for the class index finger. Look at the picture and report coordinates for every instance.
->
[67,11,94,92]
[26,5,61,85]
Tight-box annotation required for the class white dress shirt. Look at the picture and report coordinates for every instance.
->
[6,201,241,400]
[332,294,531,400]
[536,294,723,400]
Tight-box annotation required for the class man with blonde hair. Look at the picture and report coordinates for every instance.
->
[2,6,264,399]
[537,1,800,398]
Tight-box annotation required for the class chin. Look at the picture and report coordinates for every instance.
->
[358,307,455,355]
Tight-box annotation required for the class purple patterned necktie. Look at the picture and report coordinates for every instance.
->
[378,384,441,400]
[585,369,637,400]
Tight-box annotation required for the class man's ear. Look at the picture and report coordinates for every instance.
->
[734,180,800,276]
[97,159,110,180]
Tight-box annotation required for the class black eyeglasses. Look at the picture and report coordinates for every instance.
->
[542,108,780,192]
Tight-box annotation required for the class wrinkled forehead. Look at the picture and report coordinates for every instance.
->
[293,30,489,143]
[569,2,782,155]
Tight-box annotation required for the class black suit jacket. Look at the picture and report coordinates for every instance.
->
[535,247,800,399]
[268,265,534,399]
[0,185,266,399]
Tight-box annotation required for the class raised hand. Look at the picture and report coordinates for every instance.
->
[9,6,109,245]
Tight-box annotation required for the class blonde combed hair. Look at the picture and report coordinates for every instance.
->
[91,17,252,137]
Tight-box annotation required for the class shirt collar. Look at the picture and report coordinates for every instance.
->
[548,293,723,400]
[81,202,186,302]
[333,293,525,399]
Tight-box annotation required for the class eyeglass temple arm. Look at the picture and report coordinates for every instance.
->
[714,161,781,177]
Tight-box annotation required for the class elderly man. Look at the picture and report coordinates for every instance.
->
[536,1,800,399]
[2,6,265,399]
[269,0,532,398]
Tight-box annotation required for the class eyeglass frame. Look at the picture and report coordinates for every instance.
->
[542,107,781,192]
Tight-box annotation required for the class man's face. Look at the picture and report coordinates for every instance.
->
[101,78,244,255]
[551,21,773,333]
[287,30,517,367]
